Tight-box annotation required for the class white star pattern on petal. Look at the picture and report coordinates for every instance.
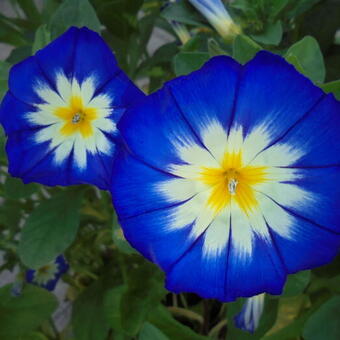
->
[26,72,116,169]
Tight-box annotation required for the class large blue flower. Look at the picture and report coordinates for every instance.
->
[111,51,340,301]
[0,27,144,189]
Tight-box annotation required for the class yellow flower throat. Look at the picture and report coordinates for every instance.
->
[200,151,268,215]
[54,96,98,138]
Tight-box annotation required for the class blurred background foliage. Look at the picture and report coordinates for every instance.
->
[0,0,339,339]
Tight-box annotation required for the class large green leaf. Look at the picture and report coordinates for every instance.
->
[0,284,57,339]
[49,0,101,38]
[173,52,210,76]
[232,35,262,64]
[18,188,83,268]
[285,36,325,83]
[72,279,111,340]
[303,296,340,340]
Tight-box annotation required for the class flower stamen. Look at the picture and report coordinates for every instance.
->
[228,178,238,195]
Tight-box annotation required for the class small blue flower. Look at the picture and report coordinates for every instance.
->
[111,51,340,302]
[26,255,69,291]
[189,0,241,39]
[0,26,144,189]
[234,294,265,333]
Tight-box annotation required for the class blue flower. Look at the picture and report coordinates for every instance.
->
[111,51,340,302]
[234,294,265,333]
[0,27,144,189]
[189,0,241,39]
[26,255,69,291]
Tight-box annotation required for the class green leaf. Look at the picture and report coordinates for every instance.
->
[321,80,340,100]
[208,38,229,57]
[148,306,208,340]
[104,285,125,332]
[282,270,311,297]
[161,1,203,26]
[18,188,83,269]
[173,52,210,76]
[287,0,322,19]
[285,36,325,83]
[0,16,28,46]
[232,35,262,64]
[251,21,283,46]
[15,0,42,24]
[4,177,38,200]
[285,54,306,75]
[49,0,101,38]
[0,61,10,101]
[72,279,111,340]
[0,284,57,339]
[112,221,137,255]
[120,262,166,335]
[139,322,169,340]
[303,296,340,340]
[0,199,22,229]
[32,25,51,54]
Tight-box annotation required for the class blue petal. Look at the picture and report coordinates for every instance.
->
[8,56,47,105]
[267,199,340,273]
[35,27,120,89]
[269,167,340,234]
[111,150,181,219]
[168,56,240,142]
[165,236,229,300]
[111,150,198,268]
[225,234,285,300]
[6,129,115,188]
[55,255,69,275]
[0,92,37,134]
[166,233,285,301]
[266,94,340,167]
[118,86,203,170]
[232,51,324,146]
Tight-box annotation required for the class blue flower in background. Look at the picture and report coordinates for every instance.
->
[189,0,241,39]
[234,294,265,333]
[111,51,340,302]
[0,26,144,190]
[26,255,69,291]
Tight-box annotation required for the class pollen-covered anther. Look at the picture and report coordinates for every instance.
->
[72,112,85,124]
[228,178,238,195]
